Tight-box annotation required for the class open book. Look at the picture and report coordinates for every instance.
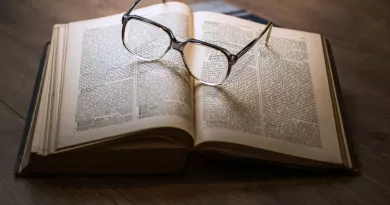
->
[15,2,357,174]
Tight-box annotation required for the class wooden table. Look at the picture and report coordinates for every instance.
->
[1,0,389,204]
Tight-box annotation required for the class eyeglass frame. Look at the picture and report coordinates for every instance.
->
[121,0,273,86]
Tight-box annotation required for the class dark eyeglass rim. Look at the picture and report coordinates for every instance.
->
[121,0,273,86]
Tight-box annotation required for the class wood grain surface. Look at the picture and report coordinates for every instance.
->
[1,0,389,204]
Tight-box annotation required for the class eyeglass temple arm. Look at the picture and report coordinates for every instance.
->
[235,22,273,60]
[125,0,167,16]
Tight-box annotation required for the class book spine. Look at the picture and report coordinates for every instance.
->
[14,42,51,175]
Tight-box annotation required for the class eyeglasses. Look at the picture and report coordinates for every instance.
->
[121,0,273,86]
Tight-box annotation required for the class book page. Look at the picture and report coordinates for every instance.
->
[31,34,55,154]
[31,24,67,155]
[31,30,56,154]
[192,12,342,164]
[57,2,194,148]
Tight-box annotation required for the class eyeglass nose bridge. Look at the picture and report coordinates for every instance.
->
[170,39,186,52]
